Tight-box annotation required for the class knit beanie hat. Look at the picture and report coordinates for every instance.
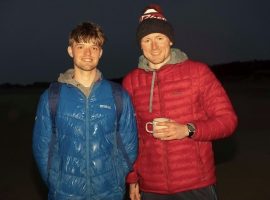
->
[136,4,174,44]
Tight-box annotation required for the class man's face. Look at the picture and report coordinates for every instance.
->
[67,40,103,72]
[141,33,172,69]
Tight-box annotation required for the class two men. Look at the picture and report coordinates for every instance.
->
[123,4,238,200]
[32,22,137,199]
[33,4,238,200]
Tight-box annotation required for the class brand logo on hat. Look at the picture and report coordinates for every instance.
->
[137,4,174,43]
[139,8,167,22]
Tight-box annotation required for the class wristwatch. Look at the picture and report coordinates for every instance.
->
[187,123,196,138]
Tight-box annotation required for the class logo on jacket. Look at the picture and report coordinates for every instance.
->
[100,104,112,110]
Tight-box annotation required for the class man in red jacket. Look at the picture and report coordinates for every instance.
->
[122,4,238,200]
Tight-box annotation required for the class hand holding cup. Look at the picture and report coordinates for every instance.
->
[146,118,189,140]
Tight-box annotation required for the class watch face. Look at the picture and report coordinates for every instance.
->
[187,123,195,138]
[188,123,195,132]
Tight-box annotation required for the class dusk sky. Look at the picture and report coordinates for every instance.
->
[1,0,269,84]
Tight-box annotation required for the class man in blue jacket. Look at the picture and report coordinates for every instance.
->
[32,21,138,200]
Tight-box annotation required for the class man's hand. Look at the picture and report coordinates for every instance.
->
[129,183,141,200]
[152,120,189,140]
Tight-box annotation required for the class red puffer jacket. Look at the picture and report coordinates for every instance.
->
[123,59,238,194]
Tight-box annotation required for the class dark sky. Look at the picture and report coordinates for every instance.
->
[1,0,270,84]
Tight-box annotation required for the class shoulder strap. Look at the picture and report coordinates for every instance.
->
[110,81,132,170]
[48,82,62,133]
[110,81,123,121]
[47,82,62,170]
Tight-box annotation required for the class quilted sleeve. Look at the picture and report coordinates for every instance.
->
[32,90,52,185]
[192,64,238,141]
[122,76,140,183]
[119,90,138,168]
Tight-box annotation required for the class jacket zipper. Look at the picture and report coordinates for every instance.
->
[85,94,91,198]
[64,83,99,198]
[70,84,92,198]
[156,72,170,192]
[85,81,100,198]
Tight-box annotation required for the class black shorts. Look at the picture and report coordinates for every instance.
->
[141,185,218,200]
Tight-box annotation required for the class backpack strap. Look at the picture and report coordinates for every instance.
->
[110,81,132,170]
[48,82,62,134]
[47,82,62,171]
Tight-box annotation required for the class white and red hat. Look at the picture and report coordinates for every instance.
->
[136,4,174,43]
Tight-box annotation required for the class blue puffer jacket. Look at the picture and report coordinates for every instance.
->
[32,79,138,200]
